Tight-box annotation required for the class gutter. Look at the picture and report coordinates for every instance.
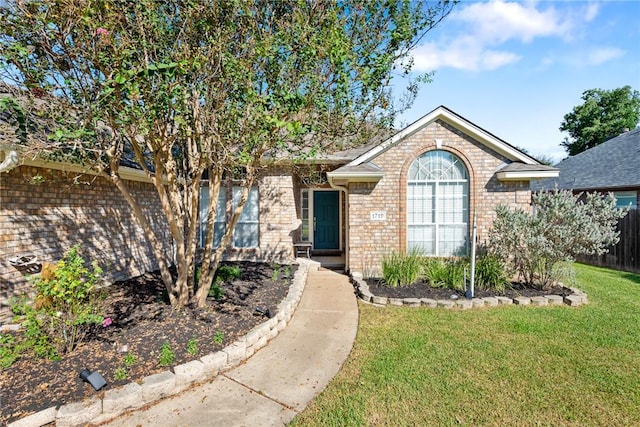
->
[0,144,157,183]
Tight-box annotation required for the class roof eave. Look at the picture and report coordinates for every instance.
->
[2,146,155,183]
[326,170,384,185]
[497,170,560,182]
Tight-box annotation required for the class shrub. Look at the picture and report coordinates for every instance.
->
[22,245,104,356]
[186,337,198,356]
[158,341,175,367]
[114,367,128,381]
[212,330,224,345]
[474,253,509,293]
[381,249,422,287]
[488,189,627,290]
[0,334,21,368]
[216,265,241,281]
[423,257,468,291]
[208,279,224,299]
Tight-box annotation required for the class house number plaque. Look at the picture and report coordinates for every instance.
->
[370,211,386,221]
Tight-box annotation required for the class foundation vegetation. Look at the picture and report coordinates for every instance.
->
[0,261,294,425]
[378,250,510,295]
[488,189,627,290]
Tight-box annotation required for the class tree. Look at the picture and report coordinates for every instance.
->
[560,86,640,156]
[0,0,455,307]
[488,189,628,290]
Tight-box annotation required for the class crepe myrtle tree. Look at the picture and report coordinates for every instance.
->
[488,189,628,290]
[0,0,455,307]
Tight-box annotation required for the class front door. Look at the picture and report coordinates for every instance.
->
[313,191,339,250]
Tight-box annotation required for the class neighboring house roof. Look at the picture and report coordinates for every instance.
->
[534,127,640,191]
[329,105,558,184]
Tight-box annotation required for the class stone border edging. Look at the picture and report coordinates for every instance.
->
[9,259,318,427]
[350,272,588,309]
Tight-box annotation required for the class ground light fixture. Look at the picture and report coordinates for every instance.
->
[255,306,272,318]
[79,368,107,391]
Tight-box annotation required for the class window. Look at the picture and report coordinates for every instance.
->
[614,191,637,209]
[300,189,310,241]
[199,187,226,248]
[233,186,259,248]
[407,150,469,256]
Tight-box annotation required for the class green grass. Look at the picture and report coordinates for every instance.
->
[292,264,640,426]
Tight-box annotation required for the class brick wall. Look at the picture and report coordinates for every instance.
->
[0,165,302,323]
[0,165,172,323]
[222,167,299,263]
[347,120,533,276]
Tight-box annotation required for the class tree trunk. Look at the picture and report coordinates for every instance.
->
[107,172,178,305]
[193,172,255,307]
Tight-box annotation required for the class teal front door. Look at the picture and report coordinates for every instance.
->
[313,191,340,250]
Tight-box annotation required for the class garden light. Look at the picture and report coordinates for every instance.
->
[79,368,107,391]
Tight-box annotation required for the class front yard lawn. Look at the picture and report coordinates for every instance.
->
[292,264,640,426]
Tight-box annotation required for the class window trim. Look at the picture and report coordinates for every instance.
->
[406,150,469,256]
[199,184,260,250]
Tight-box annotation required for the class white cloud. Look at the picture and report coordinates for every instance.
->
[411,38,521,72]
[584,2,600,22]
[452,0,574,44]
[410,0,598,72]
[586,47,625,65]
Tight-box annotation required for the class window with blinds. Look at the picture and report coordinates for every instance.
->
[199,187,227,248]
[407,150,469,256]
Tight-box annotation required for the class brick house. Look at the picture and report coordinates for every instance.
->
[1,105,557,322]
[319,106,558,275]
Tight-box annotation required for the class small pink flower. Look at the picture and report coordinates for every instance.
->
[102,317,112,327]
[96,28,109,37]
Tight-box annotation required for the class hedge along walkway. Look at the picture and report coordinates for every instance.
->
[351,272,588,309]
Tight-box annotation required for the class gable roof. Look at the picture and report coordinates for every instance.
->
[328,106,558,184]
[534,128,640,191]
[349,105,540,166]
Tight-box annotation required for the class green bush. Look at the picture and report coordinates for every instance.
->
[158,341,175,367]
[423,257,468,291]
[474,253,509,293]
[422,257,448,287]
[488,189,627,289]
[216,265,241,281]
[19,245,104,356]
[381,249,422,287]
[208,279,224,299]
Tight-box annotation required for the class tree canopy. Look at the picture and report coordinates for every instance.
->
[560,86,640,156]
[0,0,455,307]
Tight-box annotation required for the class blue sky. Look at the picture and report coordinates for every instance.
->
[395,0,640,163]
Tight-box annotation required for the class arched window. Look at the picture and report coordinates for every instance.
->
[407,150,469,256]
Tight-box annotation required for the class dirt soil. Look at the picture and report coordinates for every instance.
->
[366,278,572,300]
[0,261,295,425]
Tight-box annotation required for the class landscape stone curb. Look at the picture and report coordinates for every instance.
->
[7,259,315,427]
[351,274,588,310]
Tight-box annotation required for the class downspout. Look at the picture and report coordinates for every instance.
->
[0,150,19,173]
[328,177,349,272]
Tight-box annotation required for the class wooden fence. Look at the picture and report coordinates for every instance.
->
[577,209,640,274]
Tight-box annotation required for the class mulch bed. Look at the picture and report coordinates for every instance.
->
[0,261,295,425]
[365,278,572,300]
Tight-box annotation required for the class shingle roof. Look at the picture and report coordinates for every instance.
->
[534,128,640,191]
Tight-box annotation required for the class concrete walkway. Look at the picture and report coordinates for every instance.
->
[102,267,358,427]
